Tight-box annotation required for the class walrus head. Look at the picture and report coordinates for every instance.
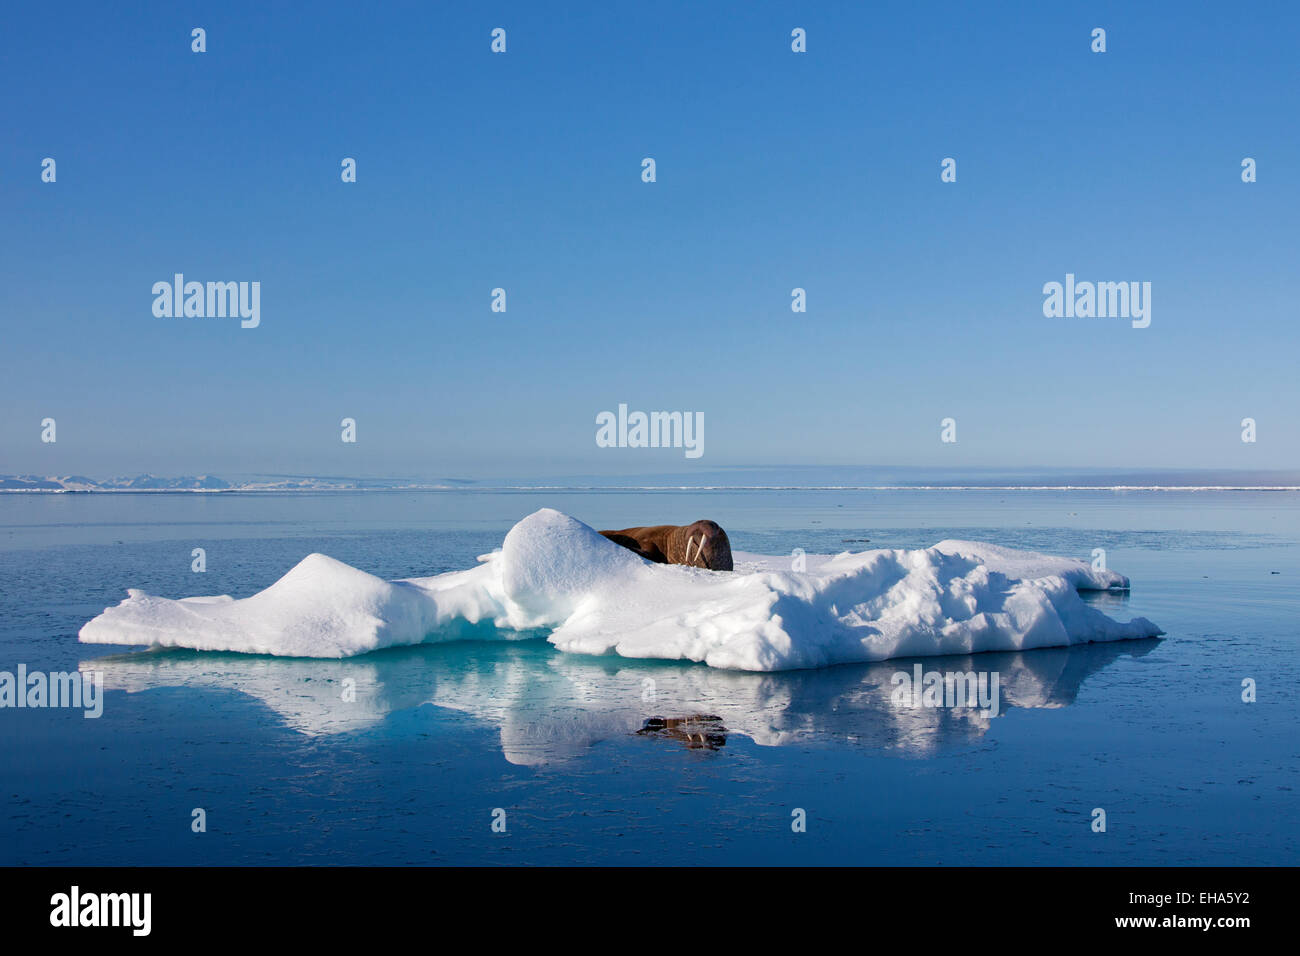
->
[673,520,733,572]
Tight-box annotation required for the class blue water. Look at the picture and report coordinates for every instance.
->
[1,489,1296,864]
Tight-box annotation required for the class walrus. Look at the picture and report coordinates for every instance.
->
[599,520,734,571]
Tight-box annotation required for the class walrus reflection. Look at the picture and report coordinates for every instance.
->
[637,714,728,750]
[599,520,734,571]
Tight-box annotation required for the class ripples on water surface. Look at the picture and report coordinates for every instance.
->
[1,489,1296,864]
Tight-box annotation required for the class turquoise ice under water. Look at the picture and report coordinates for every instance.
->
[1,488,1296,864]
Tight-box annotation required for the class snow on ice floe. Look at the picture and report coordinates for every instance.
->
[78,508,1162,671]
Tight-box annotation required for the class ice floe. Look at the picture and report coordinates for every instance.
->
[80,508,1161,671]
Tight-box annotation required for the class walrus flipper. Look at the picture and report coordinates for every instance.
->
[599,531,667,564]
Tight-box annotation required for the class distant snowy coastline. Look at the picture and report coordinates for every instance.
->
[0,474,465,493]
[5,474,1300,494]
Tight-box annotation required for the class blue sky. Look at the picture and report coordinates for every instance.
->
[3,1,1297,478]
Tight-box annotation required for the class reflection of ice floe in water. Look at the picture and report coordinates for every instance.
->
[80,509,1161,671]
[80,637,1158,763]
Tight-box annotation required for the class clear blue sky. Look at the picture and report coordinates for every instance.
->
[3,1,1297,478]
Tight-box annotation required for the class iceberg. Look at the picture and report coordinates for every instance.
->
[79,508,1162,671]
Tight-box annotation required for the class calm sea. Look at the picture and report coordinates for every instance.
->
[1,488,1296,864]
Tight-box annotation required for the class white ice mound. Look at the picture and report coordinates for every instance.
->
[79,508,1162,670]
[79,551,517,657]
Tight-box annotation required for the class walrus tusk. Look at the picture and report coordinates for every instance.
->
[684,535,697,564]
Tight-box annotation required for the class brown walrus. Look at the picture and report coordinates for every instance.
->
[599,520,734,571]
